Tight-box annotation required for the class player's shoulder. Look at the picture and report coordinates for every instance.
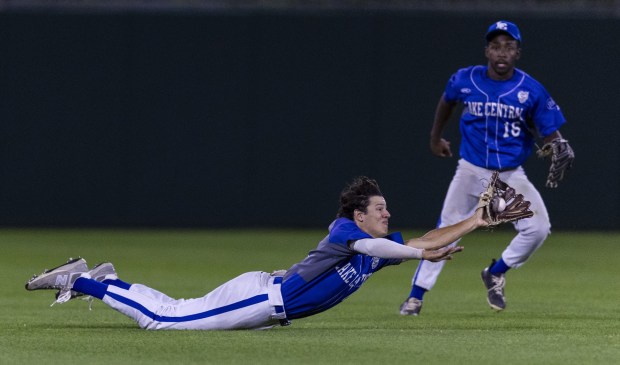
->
[447,65,482,86]
[513,68,552,96]
[328,218,370,245]
[514,68,545,88]
[452,65,480,77]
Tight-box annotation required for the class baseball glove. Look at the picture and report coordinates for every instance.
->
[536,138,574,188]
[477,171,534,227]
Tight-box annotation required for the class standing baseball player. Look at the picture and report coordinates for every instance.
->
[25,175,530,330]
[400,20,574,315]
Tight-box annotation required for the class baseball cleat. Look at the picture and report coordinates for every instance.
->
[399,297,423,316]
[25,257,88,292]
[54,262,118,306]
[86,262,117,282]
[481,260,506,311]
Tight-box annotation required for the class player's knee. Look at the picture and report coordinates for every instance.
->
[518,216,550,242]
[533,225,550,243]
[529,222,551,242]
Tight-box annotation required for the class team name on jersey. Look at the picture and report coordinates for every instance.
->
[465,101,524,120]
[336,262,373,289]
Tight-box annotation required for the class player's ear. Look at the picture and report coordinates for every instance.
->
[354,209,365,223]
[515,46,522,60]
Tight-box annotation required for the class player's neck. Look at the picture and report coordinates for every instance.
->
[486,67,515,81]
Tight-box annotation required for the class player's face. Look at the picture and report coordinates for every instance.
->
[485,34,521,80]
[355,196,391,238]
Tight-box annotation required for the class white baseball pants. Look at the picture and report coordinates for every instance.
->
[101,271,287,330]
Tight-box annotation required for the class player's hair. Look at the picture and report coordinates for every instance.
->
[337,176,383,220]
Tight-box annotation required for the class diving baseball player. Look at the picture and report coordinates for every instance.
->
[26,175,530,330]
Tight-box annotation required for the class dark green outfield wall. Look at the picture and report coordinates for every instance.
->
[1,11,617,229]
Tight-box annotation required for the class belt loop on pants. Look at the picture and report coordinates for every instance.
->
[270,276,291,326]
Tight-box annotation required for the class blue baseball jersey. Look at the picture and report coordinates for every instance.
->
[281,218,404,319]
[444,66,566,170]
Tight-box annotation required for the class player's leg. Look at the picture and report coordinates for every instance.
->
[481,167,551,311]
[84,264,180,304]
[125,283,180,303]
[401,160,482,315]
[57,262,179,307]
[502,169,550,267]
[73,271,280,330]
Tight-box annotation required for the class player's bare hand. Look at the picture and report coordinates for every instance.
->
[430,138,453,157]
[474,206,490,228]
[422,245,463,262]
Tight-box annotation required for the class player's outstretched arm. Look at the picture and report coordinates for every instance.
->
[421,245,464,262]
[351,237,463,262]
[405,208,488,250]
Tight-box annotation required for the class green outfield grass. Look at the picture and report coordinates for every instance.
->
[1,229,619,365]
